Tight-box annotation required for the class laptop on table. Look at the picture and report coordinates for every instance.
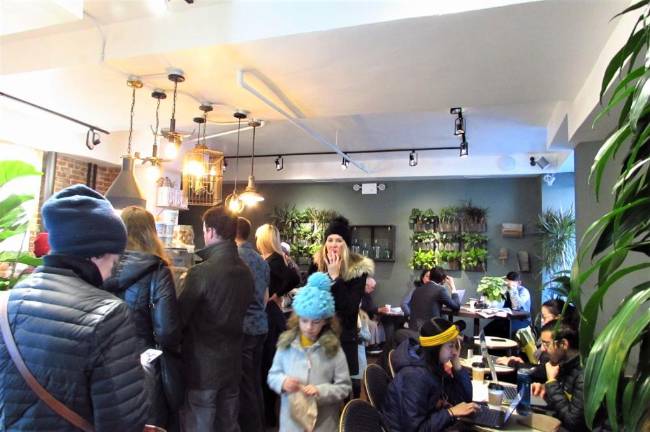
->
[463,391,523,429]
[479,330,519,400]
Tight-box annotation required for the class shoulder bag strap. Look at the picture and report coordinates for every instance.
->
[0,291,95,432]
[148,263,163,348]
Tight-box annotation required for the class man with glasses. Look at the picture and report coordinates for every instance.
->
[532,319,586,430]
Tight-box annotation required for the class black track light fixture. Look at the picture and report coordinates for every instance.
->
[450,107,465,136]
[459,137,469,158]
[409,150,418,167]
[275,155,284,171]
[341,156,349,170]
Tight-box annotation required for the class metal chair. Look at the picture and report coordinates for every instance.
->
[339,399,390,432]
[363,363,390,410]
[388,349,396,378]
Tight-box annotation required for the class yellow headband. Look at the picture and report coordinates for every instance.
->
[419,325,460,347]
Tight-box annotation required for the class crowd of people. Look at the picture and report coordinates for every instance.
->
[0,183,591,432]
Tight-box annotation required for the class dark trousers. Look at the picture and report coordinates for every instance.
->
[238,333,266,432]
[262,302,286,427]
[180,383,240,432]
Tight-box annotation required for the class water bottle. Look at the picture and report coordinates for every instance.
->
[517,368,532,415]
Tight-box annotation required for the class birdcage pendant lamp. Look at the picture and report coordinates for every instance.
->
[182,106,224,206]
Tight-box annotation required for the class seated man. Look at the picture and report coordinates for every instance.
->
[409,268,461,331]
[532,320,586,430]
[485,271,531,337]
[382,318,478,431]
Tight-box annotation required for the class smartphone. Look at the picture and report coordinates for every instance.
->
[140,348,163,366]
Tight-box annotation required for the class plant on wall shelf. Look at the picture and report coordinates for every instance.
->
[409,249,437,270]
[461,248,488,271]
[462,233,488,248]
[438,206,460,232]
[421,208,437,225]
[0,160,42,291]
[460,201,488,231]
[409,208,422,225]
[477,276,506,302]
[569,3,650,430]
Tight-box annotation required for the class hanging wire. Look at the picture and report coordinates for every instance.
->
[234,116,241,191]
[250,123,256,176]
[127,86,136,155]
[171,80,178,132]
[153,97,161,147]
[203,111,208,145]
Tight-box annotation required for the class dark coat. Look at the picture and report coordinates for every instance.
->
[382,338,472,432]
[544,354,586,430]
[105,251,182,351]
[409,282,460,331]
[179,241,254,389]
[266,252,300,297]
[104,251,182,425]
[0,256,148,431]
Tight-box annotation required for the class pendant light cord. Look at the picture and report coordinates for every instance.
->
[250,125,256,176]
[153,97,161,148]
[234,117,241,191]
[171,81,178,131]
[127,86,136,155]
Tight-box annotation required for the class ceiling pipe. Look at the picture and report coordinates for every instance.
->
[237,69,368,173]
[187,121,265,142]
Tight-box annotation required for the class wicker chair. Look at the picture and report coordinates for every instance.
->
[387,349,396,378]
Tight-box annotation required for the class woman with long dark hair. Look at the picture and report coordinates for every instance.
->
[104,206,182,430]
[383,318,478,431]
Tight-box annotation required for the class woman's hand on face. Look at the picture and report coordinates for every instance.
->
[302,384,320,397]
[450,402,480,417]
[325,250,341,280]
[282,377,302,393]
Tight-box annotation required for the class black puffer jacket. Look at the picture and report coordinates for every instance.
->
[544,354,586,431]
[0,257,148,431]
[104,251,182,351]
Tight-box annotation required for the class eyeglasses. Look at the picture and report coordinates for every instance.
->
[541,340,554,349]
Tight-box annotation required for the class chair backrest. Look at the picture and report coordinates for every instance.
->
[387,349,396,378]
[339,399,389,432]
[364,364,390,410]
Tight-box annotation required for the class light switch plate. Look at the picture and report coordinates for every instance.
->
[361,183,377,194]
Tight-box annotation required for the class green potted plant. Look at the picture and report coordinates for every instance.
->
[460,202,488,232]
[409,208,422,227]
[421,208,436,228]
[461,233,488,249]
[477,276,506,308]
[461,247,488,272]
[536,207,576,292]
[438,206,460,232]
[0,160,42,291]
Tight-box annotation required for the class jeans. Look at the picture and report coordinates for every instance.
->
[238,333,266,432]
[180,385,240,432]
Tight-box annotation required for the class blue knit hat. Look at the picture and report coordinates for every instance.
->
[293,272,336,320]
[42,184,127,258]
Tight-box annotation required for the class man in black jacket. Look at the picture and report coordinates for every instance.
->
[179,206,254,432]
[532,320,586,430]
[0,184,148,431]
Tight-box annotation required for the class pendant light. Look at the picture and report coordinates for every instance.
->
[140,89,167,182]
[105,77,147,210]
[239,119,264,206]
[224,111,247,214]
[162,68,190,159]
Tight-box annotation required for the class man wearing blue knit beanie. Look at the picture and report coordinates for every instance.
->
[0,184,148,432]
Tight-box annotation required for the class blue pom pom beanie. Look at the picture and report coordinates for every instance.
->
[42,184,127,258]
[292,272,336,320]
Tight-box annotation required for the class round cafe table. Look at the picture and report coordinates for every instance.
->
[473,336,518,350]
[460,356,515,374]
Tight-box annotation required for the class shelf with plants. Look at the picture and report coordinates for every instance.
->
[408,203,489,272]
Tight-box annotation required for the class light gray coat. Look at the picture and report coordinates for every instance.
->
[268,328,351,432]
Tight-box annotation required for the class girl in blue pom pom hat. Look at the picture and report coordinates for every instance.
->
[267,272,352,431]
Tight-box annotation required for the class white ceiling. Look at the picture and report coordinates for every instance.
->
[0,0,632,181]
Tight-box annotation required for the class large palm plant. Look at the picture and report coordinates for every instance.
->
[571,1,650,430]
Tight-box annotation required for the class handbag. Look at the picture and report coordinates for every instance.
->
[148,266,186,410]
[288,391,318,432]
[0,291,96,431]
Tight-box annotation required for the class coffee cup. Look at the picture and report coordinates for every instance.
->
[471,362,485,382]
[384,304,391,311]
[468,298,477,310]
[488,388,504,406]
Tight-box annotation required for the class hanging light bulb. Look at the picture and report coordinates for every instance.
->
[161,69,190,160]
[224,111,248,214]
[240,119,264,206]
[146,163,162,182]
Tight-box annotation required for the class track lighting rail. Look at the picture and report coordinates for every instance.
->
[223,145,460,160]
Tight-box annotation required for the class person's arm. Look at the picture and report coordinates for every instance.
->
[151,266,182,348]
[545,371,586,429]
[90,302,148,432]
[508,286,531,312]
[448,365,473,403]
[399,372,454,432]
[267,349,288,395]
[437,284,461,312]
[315,348,352,403]
[178,268,202,329]
[401,287,415,316]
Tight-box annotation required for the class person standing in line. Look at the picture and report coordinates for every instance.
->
[0,184,148,431]
[312,216,374,385]
[235,217,270,432]
[104,206,182,431]
[256,223,301,427]
[179,206,254,432]
[267,272,351,432]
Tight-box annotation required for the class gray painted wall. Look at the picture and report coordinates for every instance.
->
[180,177,544,319]
[542,172,575,212]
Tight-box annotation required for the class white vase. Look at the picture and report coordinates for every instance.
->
[486,298,505,309]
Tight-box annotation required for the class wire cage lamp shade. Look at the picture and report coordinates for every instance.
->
[182,144,224,206]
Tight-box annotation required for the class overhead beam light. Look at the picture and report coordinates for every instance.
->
[275,155,284,171]
[450,107,464,136]
[341,156,349,170]
[409,150,418,167]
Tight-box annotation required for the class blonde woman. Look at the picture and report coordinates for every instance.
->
[104,206,182,431]
[312,216,374,380]
[256,223,300,427]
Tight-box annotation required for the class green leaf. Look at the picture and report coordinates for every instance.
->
[584,287,650,430]
[612,0,649,20]
[0,161,41,188]
[594,66,646,127]
[0,252,42,267]
[600,27,648,101]
[595,86,636,126]
[589,125,632,199]
[0,194,34,217]
[0,226,27,242]
[629,75,650,131]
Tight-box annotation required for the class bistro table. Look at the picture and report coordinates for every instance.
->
[376,307,407,344]
[443,306,530,337]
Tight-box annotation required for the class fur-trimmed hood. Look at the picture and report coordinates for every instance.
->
[277,327,341,358]
[344,253,374,280]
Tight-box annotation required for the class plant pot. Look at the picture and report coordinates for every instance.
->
[485,298,505,308]
[443,260,461,271]
[439,222,459,233]
[463,221,487,232]
[463,263,486,272]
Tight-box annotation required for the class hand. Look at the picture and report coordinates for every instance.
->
[282,377,302,393]
[449,402,480,417]
[302,384,320,397]
[445,275,457,293]
[545,362,560,380]
[532,382,546,398]
[496,356,523,366]
[451,354,462,371]
[378,306,390,314]
[325,251,341,280]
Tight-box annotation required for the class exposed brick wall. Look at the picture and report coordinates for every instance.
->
[96,165,120,195]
